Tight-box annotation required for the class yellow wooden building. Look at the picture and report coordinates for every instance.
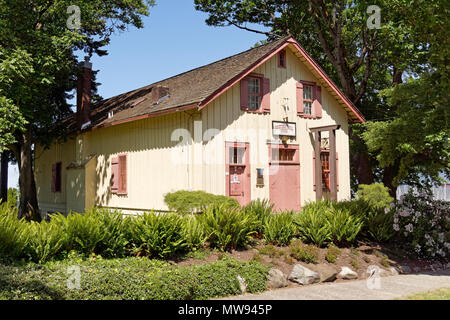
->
[35,36,365,216]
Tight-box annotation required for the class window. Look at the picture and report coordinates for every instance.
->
[247,77,261,111]
[278,50,286,68]
[52,162,62,193]
[321,151,331,190]
[229,147,245,164]
[303,85,313,115]
[111,154,127,195]
[271,149,296,161]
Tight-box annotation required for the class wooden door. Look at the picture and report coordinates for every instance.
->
[226,143,250,206]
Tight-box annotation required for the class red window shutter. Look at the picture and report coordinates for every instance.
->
[313,85,323,118]
[312,152,316,191]
[296,82,304,115]
[111,157,119,194]
[240,78,248,111]
[118,154,127,195]
[51,164,56,193]
[261,77,271,112]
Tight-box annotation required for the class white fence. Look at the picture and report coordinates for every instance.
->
[396,185,450,201]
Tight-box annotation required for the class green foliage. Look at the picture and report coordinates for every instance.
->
[200,205,258,251]
[181,215,208,250]
[27,221,66,263]
[0,203,29,259]
[289,240,319,264]
[243,199,274,233]
[357,184,394,208]
[6,188,19,208]
[0,256,268,300]
[164,190,239,215]
[258,244,284,258]
[294,202,331,247]
[263,211,296,246]
[128,212,188,258]
[325,245,341,264]
[326,208,364,245]
[366,208,395,242]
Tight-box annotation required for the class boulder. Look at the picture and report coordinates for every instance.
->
[338,267,358,280]
[389,267,399,276]
[399,265,412,274]
[267,268,288,289]
[288,264,320,285]
[313,264,339,282]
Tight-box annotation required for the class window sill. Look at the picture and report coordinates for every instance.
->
[297,113,321,119]
[244,109,270,114]
[269,161,300,165]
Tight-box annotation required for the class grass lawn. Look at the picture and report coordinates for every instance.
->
[402,288,450,300]
[0,254,269,300]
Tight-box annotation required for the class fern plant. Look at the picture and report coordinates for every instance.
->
[27,220,67,263]
[0,203,29,259]
[263,211,296,246]
[182,215,208,250]
[243,199,274,234]
[128,212,188,258]
[326,208,363,245]
[200,205,258,251]
[294,206,331,247]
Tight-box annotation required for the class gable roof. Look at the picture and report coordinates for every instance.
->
[66,36,364,133]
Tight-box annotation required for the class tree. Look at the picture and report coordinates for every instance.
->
[194,0,448,195]
[0,0,154,220]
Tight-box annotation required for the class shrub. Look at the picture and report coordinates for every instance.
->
[92,208,129,257]
[27,220,67,263]
[243,199,273,233]
[200,205,258,251]
[128,212,188,258]
[0,203,29,259]
[365,207,395,242]
[325,244,341,263]
[258,244,284,258]
[263,211,296,245]
[294,202,331,247]
[326,208,363,245]
[53,211,108,255]
[289,240,319,264]
[388,188,449,259]
[164,190,239,215]
[181,215,208,250]
[357,183,394,209]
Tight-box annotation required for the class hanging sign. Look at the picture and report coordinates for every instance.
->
[272,121,296,137]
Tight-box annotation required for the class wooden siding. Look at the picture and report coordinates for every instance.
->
[35,45,351,214]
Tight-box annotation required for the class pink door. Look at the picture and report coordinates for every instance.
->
[269,145,301,212]
[226,143,250,206]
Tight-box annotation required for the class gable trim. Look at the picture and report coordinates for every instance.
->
[198,37,365,123]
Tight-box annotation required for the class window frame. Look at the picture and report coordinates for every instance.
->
[297,80,321,119]
[278,49,287,68]
[247,75,263,112]
[52,162,62,193]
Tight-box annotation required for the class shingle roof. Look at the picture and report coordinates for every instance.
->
[66,37,290,132]
[66,36,364,133]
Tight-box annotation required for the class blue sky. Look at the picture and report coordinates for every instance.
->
[8,0,268,188]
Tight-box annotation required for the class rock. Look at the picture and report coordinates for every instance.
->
[338,267,358,280]
[313,264,339,282]
[399,265,412,274]
[267,268,288,289]
[379,268,391,277]
[237,275,247,293]
[389,267,399,276]
[288,264,320,285]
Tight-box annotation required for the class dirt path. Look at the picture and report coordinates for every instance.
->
[221,270,450,300]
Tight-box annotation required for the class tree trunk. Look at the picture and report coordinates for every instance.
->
[16,130,41,221]
[382,162,400,199]
[0,151,8,202]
